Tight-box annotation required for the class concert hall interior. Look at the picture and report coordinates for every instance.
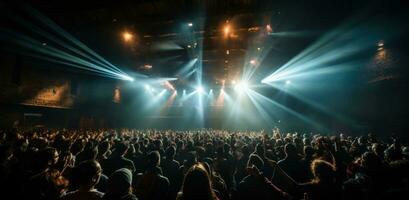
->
[0,1,408,200]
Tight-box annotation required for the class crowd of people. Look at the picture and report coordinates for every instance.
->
[0,128,408,200]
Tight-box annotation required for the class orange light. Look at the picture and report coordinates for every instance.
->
[122,31,133,42]
[266,24,273,33]
[143,64,153,69]
[113,88,121,103]
[224,25,230,36]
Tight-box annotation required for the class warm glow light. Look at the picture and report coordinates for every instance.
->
[143,64,153,69]
[224,24,230,36]
[266,24,273,33]
[216,89,225,106]
[250,60,256,65]
[163,81,175,91]
[113,88,121,103]
[226,50,230,55]
[123,31,133,42]
[166,90,177,106]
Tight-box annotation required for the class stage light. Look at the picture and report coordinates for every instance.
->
[224,24,230,37]
[257,47,261,51]
[250,59,256,65]
[159,89,166,96]
[145,84,150,90]
[377,40,384,47]
[226,50,230,55]
[188,22,193,27]
[122,31,133,42]
[143,64,153,69]
[196,86,205,94]
[234,81,249,92]
[266,24,273,33]
[183,89,186,94]
[286,80,291,85]
[187,45,191,48]
[119,74,134,81]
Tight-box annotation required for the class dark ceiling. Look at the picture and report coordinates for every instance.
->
[1,0,406,87]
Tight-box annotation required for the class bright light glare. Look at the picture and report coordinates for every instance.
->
[120,75,134,81]
[250,60,256,65]
[188,23,193,27]
[286,80,291,85]
[234,81,249,92]
[123,31,133,42]
[224,24,230,37]
[196,86,205,94]
[145,84,150,90]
